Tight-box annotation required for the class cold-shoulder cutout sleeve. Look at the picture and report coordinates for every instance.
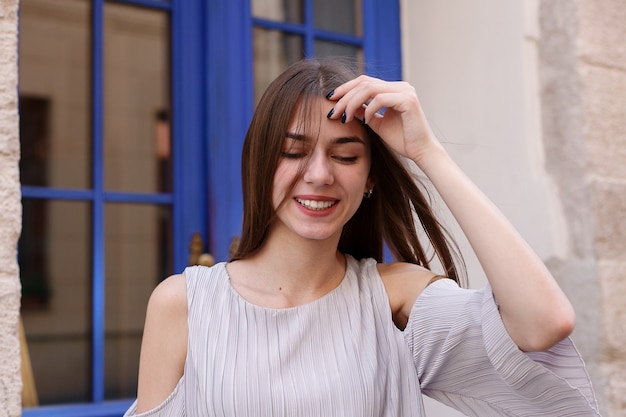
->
[404,279,600,416]
[123,376,185,417]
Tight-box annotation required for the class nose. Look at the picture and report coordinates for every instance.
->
[303,151,334,186]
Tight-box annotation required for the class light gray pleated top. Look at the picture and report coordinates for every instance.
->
[124,255,599,417]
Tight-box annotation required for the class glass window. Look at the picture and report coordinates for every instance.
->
[252,0,365,103]
[104,203,172,399]
[19,0,174,411]
[19,199,92,404]
[314,0,362,35]
[104,3,171,193]
[253,27,304,103]
[18,0,91,190]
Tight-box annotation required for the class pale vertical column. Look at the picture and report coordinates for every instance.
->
[0,0,24,415]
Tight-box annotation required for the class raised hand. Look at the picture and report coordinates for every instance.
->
[326,75,441,164]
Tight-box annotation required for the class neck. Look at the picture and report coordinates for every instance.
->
[228,229,346,308]
[257,231,345,291]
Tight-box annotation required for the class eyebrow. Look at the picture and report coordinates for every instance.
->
[285,132,365,145]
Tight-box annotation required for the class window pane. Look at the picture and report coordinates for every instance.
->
[314,40,363,69]
[104,203,173,399]
[253,28,304,104]
[20,199,92,405]
[252,0,304,23]
[18,0,91,189]
[104,4,171,193]
[314,0,362,36]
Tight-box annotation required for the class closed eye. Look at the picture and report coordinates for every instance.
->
[333,155,358,163]
[281,151,307,159]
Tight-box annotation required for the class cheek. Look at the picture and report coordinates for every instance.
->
[272,162,297,208]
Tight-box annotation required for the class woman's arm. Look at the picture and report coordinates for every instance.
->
[413,144,575,351]
[328,76,575,352]
[136,274,188,412]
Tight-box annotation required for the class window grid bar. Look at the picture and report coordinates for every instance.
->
[22,400,133,417]
[304,0,314,56]
[107,0,172,10]
[21,186,95,201]
[91,0,106,404]
[251,18,363,46]
[21,186,173,204]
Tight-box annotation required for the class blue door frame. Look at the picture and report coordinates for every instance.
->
[21,0,400,415]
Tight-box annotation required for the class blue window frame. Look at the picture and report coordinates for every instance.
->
[20,0,400,415]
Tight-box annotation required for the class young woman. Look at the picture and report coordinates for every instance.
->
[124,58,599,416]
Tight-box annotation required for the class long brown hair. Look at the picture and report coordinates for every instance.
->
[231,58,465,285]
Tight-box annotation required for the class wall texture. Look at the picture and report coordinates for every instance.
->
[539,0,626,415]
[403,0,626,416]
[0,0,22,416]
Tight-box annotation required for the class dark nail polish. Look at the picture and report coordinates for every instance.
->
[341,112,347,123]
[326,89,335,99]
[326,108,335,118]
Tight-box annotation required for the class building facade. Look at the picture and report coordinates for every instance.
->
[0,0,624,416]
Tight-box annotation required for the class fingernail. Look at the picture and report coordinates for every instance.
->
[341,112,346,123]
[326,108,335,118]
[326,89,335,99]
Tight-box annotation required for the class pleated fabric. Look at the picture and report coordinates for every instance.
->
[124,256,599,417]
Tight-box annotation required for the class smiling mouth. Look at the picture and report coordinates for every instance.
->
[295,198,337,210]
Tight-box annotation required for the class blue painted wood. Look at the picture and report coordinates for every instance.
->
[205,0,252,261]
[305,0,316,56]
[252,18,362,45]
[103,192,173,204]
[21,186,94,200]
[112,0,171,10]
[20,186,172,204]
[22,400,133,417]
[363,0,402,80]
[91,0,106,404]
[171,0,208,272]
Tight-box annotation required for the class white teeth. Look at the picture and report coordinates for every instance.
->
[295,198,337,210]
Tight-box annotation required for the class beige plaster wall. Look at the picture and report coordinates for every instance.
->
[402,0,625,416]
[400,1,554,415]
[0,0,23,416]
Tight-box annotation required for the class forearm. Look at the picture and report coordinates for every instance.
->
[414,142,575,351]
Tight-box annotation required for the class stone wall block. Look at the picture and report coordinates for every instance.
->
[598,260,626,356]
[577,0,626,71]
[607,359,626,417]
[581,64,626,179]
[591,180,626,260]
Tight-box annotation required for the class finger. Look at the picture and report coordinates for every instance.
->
[331,79,413,124]
[329,79,394,123]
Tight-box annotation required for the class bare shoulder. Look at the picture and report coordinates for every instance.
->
[376,262,438,330]
[148,273,188,314]
[136,274,188,413]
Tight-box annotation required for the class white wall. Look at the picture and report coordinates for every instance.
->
[400,1,561,415]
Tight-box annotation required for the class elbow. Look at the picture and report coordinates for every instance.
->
[522,307,576,352]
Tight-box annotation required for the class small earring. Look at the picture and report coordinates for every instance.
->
[364,188,374,198]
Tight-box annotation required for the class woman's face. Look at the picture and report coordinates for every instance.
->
[270,97,372,243]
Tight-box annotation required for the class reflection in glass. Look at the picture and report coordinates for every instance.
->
[252,0,303,23]
[104,203,173,399]
[253,28,304,104]
[18,0,91,189]
[314,40,363,70]
[20,199,92,405]
[104,4,171,193]
[314,0,362,36]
